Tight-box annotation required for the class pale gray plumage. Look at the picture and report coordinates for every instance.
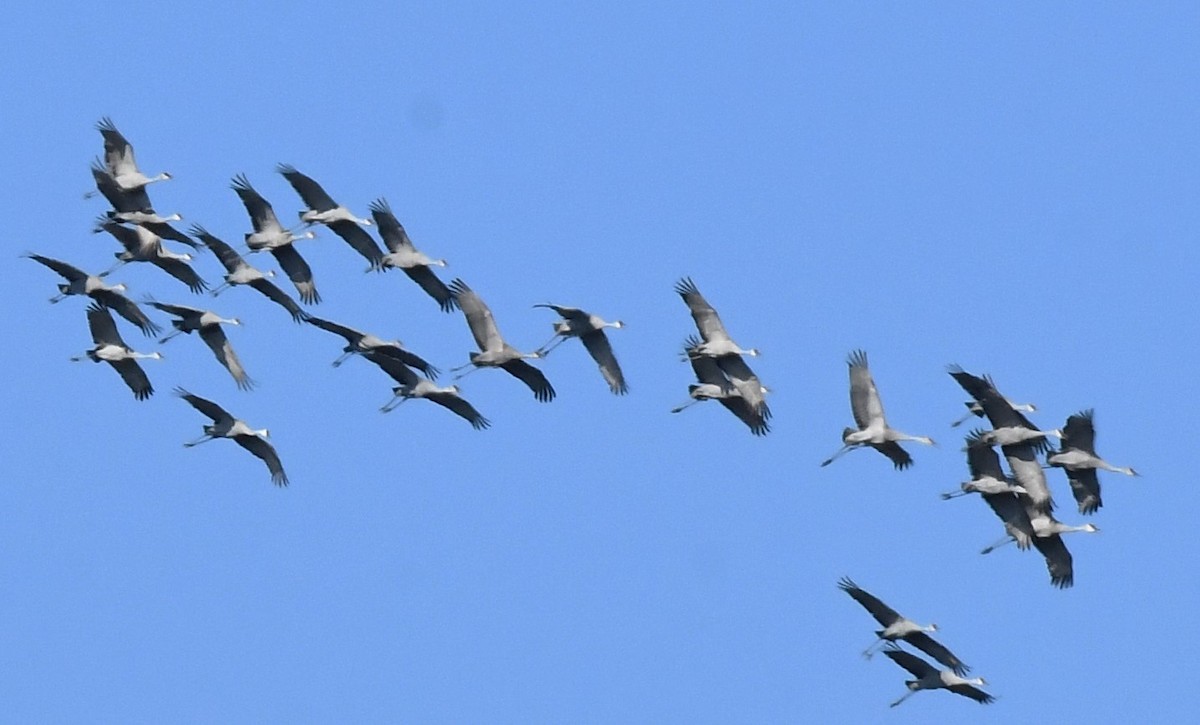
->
[25,252,160,336]
[822,350,934,469]
[72,304,161,400]
[176,388,288,486]
[534,303,627,395]
[449,279,555,402]
[147,299,253,390]
[191,225,306,323]
[370,198,456,311]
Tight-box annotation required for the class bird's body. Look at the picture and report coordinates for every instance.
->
[837,577,968,675]
[25,253,160,336]
[534,303,627,395]
[305,315,439,379]
[95,219,207,293]
[981,493,1099,588]
[72,304,161,400]
[191,225,306,323]
[231,174,320,304]
[949,366,1056,512]
[370,198,456,311]
[96,117,171,192]
[672,335,769,435]
[448,279,555,402]
[674,277,767,416]
[368,351,490,429]
[276,164,384,268]
[1047,409,1137,515]
[822,350,933,469]
[147,300,252,390]
[882,646,993,708]
[175,388,288,486]
[942,430,1036,549]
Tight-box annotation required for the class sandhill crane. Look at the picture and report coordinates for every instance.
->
[305,315,439,379]
[672,335,770,435]
[368,351,490,430]
[675,277,767,415]
[370,198,456,312]
[881,645,993,708]
[93,117,171,192]
[949,366,1056,512]
[190,225,306,323]
[71,304,162,400]
[25,253,160,336]
[821,350,934,470]
[448,279,555,402]
[951,399,1037,428]
[1047,409,1138,515]
[941,430,1036,550]
[175,388,288,486]
[276,164,385,269]
[837,577,968,675]
[981,493,1098,588]
[231,174,320,304]
[88,162,195,248]
[534,303,627,395]
[146,300,253,390]
[94,219,207,293]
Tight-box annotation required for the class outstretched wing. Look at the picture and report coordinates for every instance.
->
[232,174,284,232]
[235,434,289,487]
[675,277,730,343]
[174,387,232,423]
[277,164,336,211]
[848,349,884,429]
[1062,409,1097,454]
[248,279,306,323]
[837,577,900,628]
[904,631,970,676]
[190,225,245,273]
[873,441,913,470]
[270,245,320,304]
[1065,468,1102,515]
[450,278,501,351]
[1031,532,1075,589]
[199,325,254,390]
[428,391,492,430]
[97,117,138,176]
[25,253,88,282]
[92,289,161,337]
[580,329,628,395]
[403,265,457,312]
[85,303,126,347]
[328,220,385,268]
[881,646,938,679]
[500,359,556,402]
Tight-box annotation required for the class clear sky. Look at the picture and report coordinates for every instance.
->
[2,2,1195,722]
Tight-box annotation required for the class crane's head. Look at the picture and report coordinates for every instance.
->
[1082,523,1100,533]
[256,428,270,439]
[926,623,939,633]
[973,677,989,686]
[111,282,128,293]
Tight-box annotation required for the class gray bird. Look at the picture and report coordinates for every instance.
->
[94,117,172,192]
[448,279,555,402]
[94,218,207,293]
[1047,409,1138,515]
[71,304,162,400]
[981,493,1099,588]
[146,300,253,390]
[370,198,456,311]
[190,225,306,323]
[949,366,1057,512]
[176,388,288,486]
[672,334,769,435]
[675,277,767,416]
[941,430,1036,550]
[231,174,320,304]
[881,645,993,708]
[368,351,490,430]
[837,577,969,675]
[822,350,934,469]
[534,303,627,395]
[276,164,384,269]
[305,315,439,379]
[25,253,160,336]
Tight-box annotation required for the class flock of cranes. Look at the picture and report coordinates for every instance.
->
[25,118,1140,709]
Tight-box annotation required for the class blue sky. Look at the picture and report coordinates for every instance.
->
[2,2,1196,721]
